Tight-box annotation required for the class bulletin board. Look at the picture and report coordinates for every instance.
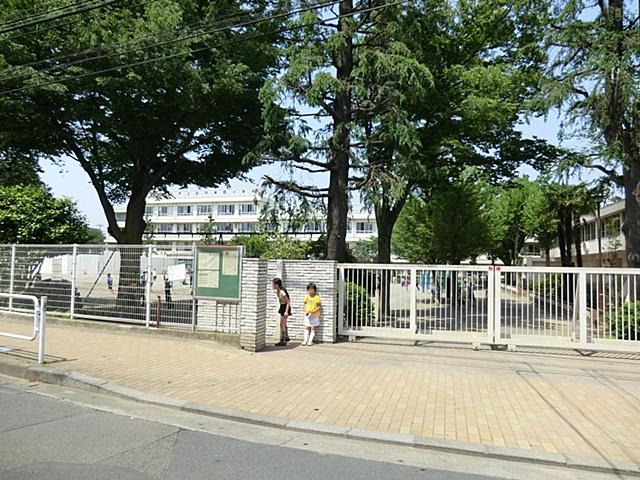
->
[193,245,243,302]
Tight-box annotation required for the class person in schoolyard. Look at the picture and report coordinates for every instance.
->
[303,283,321,346]
[107,273,114,294]
[272,278,291,346]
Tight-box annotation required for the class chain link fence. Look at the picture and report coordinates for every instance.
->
[0,244,238,333]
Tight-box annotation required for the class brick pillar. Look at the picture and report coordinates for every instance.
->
[240,258,268,352]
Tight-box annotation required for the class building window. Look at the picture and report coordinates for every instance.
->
[218,204,235,216]
[356,222,374,233]
[157,224,173,233]
[177,223,193,233]
[144,206,154,217]
[177,205,192,216]
[158,206,171,217]
[306,221,322,232]
[197,205,213,216]
[582,221,597,241]
[238,223,254,233]
[115,213,126,222]
[239,203,257,215]
[218,223,234,233]
[522,243,541,256]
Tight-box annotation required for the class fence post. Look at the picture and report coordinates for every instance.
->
[487,267,495,343]
[191,243,197,332]
[38,296,47,365]
[578,271,588,346]
[8,245,15,311]
[337,265,345,335]
[494,267,502,342]
[410,267,417,334]
[145,245,153,328]
[69,244,78,320]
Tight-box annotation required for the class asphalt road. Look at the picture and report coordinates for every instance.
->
[0,375,624,480]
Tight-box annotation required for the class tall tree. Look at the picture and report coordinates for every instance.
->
[0,0,283,247]
[542,0,640,266]
[393,176,490,264]
[0,184,91,244]
[359,0,549,263]
[261,0,430,262]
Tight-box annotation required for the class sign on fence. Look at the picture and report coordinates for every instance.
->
[193,245,243,302]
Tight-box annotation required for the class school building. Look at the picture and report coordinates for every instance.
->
[110,187,377,250]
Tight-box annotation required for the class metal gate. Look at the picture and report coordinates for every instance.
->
[338,264,640,353]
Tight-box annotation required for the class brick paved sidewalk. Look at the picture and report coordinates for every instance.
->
[2,318,640,466]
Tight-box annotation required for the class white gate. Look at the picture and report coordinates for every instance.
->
[338,264,640,353]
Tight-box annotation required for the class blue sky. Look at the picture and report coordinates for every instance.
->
[41,111,581,230]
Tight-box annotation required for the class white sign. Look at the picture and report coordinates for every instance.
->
[167,263,186,282]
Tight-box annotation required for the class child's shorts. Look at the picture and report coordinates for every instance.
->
[305,314,320,327]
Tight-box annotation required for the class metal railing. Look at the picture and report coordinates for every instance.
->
[0,244,238,334]
[0,293,47,364]
[338,264,640,353]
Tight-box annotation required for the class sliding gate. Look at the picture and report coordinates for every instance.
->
[338,264,640,353]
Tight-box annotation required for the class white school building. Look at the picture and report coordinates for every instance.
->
[110,187,377,249]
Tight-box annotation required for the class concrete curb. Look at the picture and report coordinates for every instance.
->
[1,356,638,477]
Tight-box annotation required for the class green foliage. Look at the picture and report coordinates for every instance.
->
[229,234,270,258]
[606,302,640,340]
[0,184,91,244]
[393,176,490,264]
[0,0,283,244]
[0,151,42,187]
[348,238,378,263]
[230,233,327,261]
[84,227,106,244]
[198,215,217,245]
[344,282,373,328]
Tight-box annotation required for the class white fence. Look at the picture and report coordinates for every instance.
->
[0,244,238,334]
[338,264,640,353]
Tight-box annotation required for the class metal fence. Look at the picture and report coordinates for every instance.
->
[338,264,640,352]
[0,244,239,334]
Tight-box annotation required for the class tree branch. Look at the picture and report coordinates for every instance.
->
[65,139,122,242]
[264,176,329,198]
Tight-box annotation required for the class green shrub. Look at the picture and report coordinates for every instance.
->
[606,301,640,340]
[344,282,373,328]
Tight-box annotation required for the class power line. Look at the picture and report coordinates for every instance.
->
[0,0,121,35]
[0,0,343,85]
[0,0,96,28]
[0,4,272,76]
[3,0,157,43]
[0,0,407,96]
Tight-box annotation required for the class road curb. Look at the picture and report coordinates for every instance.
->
[1,355,638,477]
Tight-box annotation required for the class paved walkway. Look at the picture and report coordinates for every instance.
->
[2,318,640,467]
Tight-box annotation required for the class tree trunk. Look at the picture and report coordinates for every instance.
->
[116,191,148,315]
[622,163,640,268]
[325,0,353,263]
[574,219,583,267]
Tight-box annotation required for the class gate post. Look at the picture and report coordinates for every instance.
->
[337,265,345,335]
[69,244,78,320]
[493,267,502,342]
[410,267,417,334]
[145,245,153,328]
[8,245,15,311]
[578,271,588,346]
[487,266,495,343]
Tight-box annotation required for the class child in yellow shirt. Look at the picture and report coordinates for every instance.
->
[303,283,321,346]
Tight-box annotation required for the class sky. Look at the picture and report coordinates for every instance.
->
[40,112,580,231]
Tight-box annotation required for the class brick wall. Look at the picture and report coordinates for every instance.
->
[196,300,240,333]
[265,260,337,343]
[239,258,268,351]
[195,258,337,350]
